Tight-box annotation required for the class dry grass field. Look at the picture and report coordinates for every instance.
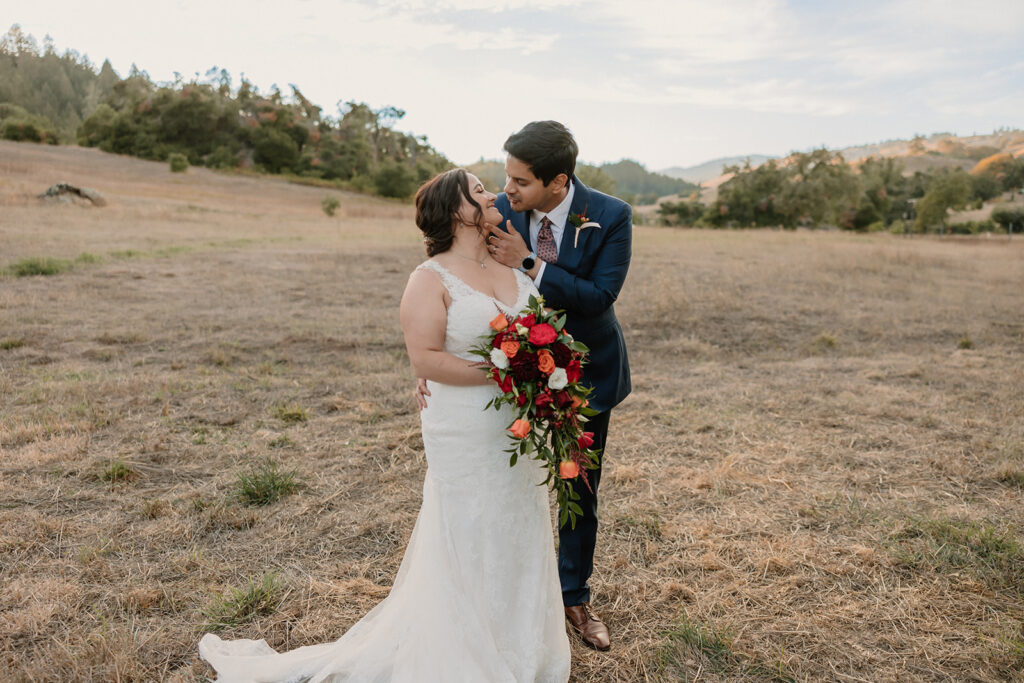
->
[2,140,1023,682]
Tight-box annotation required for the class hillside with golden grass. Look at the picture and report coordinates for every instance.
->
[2,140,1023,681]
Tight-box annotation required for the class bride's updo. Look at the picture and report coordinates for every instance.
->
[415,168,484,257]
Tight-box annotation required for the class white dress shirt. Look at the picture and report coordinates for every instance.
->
[528,181,576,286]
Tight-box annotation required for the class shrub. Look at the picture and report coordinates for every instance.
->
[321,196,340,217]
[253,127,299,174]
[374,160,416,199]
[168,153,189,172]
[991,205,1024,235]
[206,145,238,169]
[7,257,73,277]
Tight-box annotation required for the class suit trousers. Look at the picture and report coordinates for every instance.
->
[558,408,611,607]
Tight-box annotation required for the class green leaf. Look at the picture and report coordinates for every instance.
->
[569,341,590,353]
[509,452,518,467]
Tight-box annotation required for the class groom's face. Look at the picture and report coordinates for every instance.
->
[504,155,566,214]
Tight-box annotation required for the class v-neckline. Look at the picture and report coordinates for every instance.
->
[431,261,524,311]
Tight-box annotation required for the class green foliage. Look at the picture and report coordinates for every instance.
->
[0,338,26,350]
[202,573,284,631]
[0,22,451,197]
[915,169,973,232]
[576,164,617,196]
[0,25,116,142]
[6,257,74,277]
[253,125,299,173]
[658,199,704,226]
[373,160,417,199]
[168,152,188,173]
[991,205,1024,234]
[274,403,308,423]
[236,458,300,506]
[321,195,340,216]
[102,460,134,482]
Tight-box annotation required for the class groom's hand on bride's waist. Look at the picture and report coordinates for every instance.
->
[414,377,430,411]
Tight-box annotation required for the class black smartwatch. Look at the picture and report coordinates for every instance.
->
[518,252,536,273]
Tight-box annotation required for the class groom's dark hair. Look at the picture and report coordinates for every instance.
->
[503,121,578,186]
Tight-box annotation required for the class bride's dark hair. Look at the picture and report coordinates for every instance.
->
[414,168,483,257]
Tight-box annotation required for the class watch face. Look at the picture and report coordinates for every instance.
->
[522,256,535,270]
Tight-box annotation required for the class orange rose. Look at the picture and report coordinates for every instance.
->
[500,340,520,358]
[559,460,580,479]
[489,314,509,332]
[571,395,584,409]
[537,349,555,374]
[509,419,531,439]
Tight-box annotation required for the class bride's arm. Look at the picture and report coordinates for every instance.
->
[400,269,490,387]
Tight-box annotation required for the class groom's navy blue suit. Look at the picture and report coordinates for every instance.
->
[496,177,631,606]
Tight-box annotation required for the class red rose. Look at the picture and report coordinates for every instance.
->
[552,343,572,366]
[577,432,594,449]
[497,373,514,394]
[516,393,528,407]
[492,330,507,349]
[535,392,553,406]
[566,360,582,383]
[516,314,536,328]
[528,323,558,345]
[554,391,573,409]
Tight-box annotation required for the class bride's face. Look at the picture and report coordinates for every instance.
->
[459,174,502,228]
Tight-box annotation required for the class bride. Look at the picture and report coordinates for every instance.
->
[198,168,571,682]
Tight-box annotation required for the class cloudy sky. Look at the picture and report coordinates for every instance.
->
[12,0,1024,170]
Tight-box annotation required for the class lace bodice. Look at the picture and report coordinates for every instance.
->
[415,260,536,361]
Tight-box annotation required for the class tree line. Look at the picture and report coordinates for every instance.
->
[1,25,449,198]
[659,148,1024,234]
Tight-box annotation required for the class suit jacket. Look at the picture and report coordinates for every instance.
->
[495,178,631,413]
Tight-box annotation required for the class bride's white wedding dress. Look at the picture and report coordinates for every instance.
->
[199,260,571,682]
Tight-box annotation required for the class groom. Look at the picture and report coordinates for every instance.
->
[487,120,632,651]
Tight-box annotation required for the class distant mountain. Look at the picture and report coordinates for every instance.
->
[467,158,696,206]
[661,155,775,184]
[600,159,696,203]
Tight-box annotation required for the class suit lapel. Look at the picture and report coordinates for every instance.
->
[556,178,591,269]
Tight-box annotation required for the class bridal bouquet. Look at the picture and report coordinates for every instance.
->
[471,295,600,528]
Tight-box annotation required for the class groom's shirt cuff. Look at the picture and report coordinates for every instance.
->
[533,261,547,286]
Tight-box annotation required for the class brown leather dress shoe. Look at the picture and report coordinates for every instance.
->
[565,603,611,651]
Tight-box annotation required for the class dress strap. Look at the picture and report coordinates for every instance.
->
[415,260,477,301]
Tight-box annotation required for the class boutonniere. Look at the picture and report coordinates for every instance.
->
[568,209,600,248]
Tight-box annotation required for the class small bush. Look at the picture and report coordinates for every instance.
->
[958,334,973,350]
[7,257,73,277]
[237,458,300,506]
[1,338,26,350]
[321,196,341,217]
[274,403,308,423]
[168,153,189,173]
[75,252,100,264]
[102,460,134,483]
[202,573,284,631]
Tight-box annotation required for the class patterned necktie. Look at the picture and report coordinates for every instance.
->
[536,216,558,264]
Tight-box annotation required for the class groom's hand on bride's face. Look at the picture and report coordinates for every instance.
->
[487,220,528,268]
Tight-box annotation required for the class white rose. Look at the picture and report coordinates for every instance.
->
[547,367,568,390]
[489,347,509,369]
[515,323,529,336]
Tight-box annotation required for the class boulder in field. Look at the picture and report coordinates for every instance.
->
[37,183,106,207]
